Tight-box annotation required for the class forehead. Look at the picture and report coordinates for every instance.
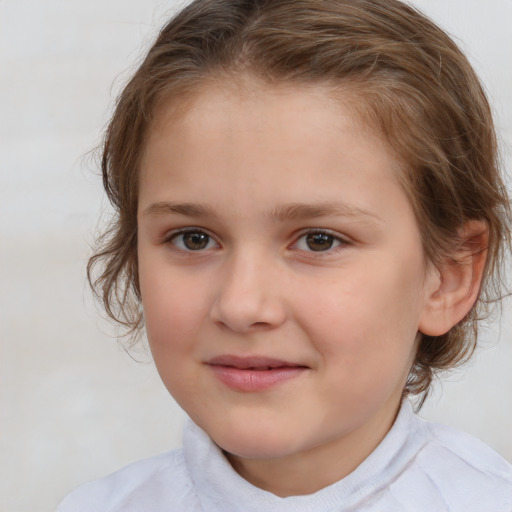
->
[139,80,410,223]
[147,77,385,153]
[149,79,345,139]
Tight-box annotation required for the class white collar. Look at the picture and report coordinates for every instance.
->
[183,400,419,512]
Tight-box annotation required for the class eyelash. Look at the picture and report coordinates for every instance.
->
[292,229,347,254]
[164,228,348,255]
[165,228,219,252]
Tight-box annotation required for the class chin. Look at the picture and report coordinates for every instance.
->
[208,422,306,460]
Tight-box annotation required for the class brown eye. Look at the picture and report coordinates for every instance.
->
[171,230,217,251]
[294,231,344,253]
[305,232,335,251]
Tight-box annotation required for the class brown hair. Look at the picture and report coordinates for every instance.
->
[89,0,511,399]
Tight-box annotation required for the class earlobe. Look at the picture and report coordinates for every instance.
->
[419,220,488,337]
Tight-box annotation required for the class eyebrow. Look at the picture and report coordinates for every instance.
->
[142,201,219,219]
[268,202,380,223]
[142,200,380,224]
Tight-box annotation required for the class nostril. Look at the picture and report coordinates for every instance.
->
[251,321,271,328]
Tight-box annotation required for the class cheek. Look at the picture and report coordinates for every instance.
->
[295,260,424,371]
[139,260,209,355]
[138,266,210,403]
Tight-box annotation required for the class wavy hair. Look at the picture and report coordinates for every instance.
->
[88,0,511,400]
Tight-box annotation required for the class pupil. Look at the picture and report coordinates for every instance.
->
[306,232,333,251]
[183,232,209,250]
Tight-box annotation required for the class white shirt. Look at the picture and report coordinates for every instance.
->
[56,401,512,511]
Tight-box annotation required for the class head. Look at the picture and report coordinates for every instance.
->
[90,0,510,404]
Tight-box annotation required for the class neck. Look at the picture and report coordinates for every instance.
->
[226,397,403,497]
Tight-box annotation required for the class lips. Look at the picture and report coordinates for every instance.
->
[206,355,308,392]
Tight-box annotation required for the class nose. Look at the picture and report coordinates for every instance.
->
[209,251,287,333]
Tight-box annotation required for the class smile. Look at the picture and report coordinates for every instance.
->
[206,356,309,392]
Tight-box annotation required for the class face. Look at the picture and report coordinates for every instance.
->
[137,81,438,493]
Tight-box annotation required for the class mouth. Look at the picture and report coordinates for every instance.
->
[206,355,309,392]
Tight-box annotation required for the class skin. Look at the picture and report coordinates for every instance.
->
[136,81,482,496]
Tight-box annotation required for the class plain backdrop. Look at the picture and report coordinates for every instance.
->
[1,1,511,511]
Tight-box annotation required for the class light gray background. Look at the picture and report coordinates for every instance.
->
[1,1,511,511]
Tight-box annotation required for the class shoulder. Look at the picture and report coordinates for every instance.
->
[394,413,512,511]
[419,417,512,481]
[55,448,200,512]
[423,418,511,471]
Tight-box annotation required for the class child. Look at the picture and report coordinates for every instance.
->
[57,0,512,510]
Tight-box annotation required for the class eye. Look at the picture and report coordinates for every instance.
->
[168,229,218,251]
[294,230,344,252]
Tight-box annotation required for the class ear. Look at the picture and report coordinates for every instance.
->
[419,220,488,337]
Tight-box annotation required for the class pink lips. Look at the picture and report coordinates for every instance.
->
[206,355,308,392]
